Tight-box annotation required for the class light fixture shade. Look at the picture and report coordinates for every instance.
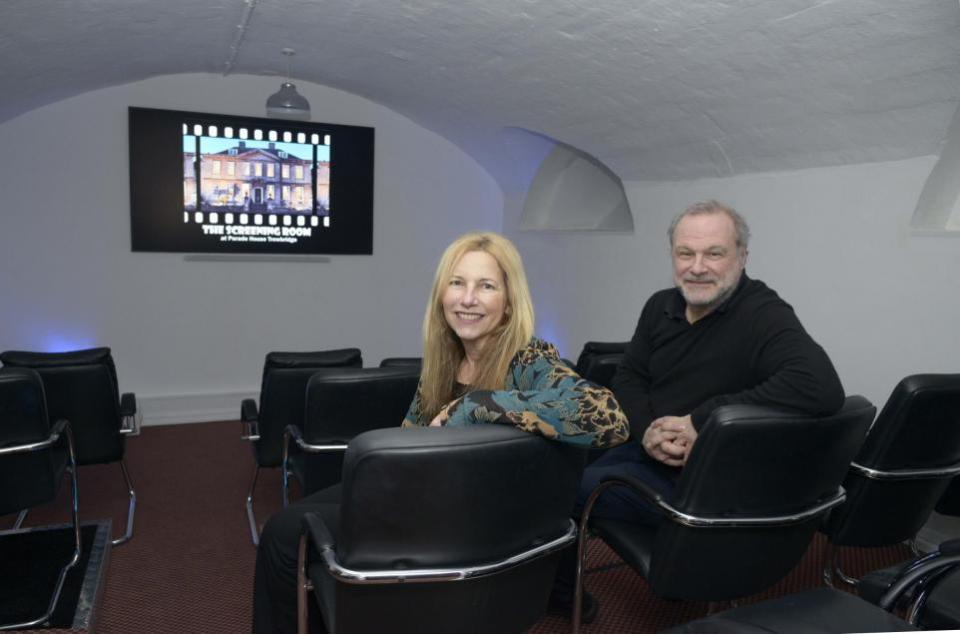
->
[266,82,311,120]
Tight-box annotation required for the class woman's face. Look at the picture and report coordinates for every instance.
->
[442,250,507,353]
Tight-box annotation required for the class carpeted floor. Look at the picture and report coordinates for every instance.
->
[1,420,912,633]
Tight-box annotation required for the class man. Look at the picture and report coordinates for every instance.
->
[554,199,845,621]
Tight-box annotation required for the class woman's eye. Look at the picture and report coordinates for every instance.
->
[449,279,463,286]
[482,283,497,291]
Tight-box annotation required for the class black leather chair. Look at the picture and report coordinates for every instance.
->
[574,341,628,466]
[662,587,917,633]
[935,475,960,516]
[668,540,960,633]
[241,349,362,545]
[282,366,420,503]
[0,368,80,630]
[857,538,960,629]
[821,374,960,587]
[0,348,138,546]
[574,341,628,390]
[378,357,422,370]
[572,396,877,632]
[295,425,586,634]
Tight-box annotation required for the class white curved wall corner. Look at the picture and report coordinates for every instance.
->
[912,102,960,232]
[520,141,633,232]
[0,73,502,424]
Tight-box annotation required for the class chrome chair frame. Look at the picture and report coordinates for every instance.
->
[823,460,960,588]
[0,420,81,631]
[573,477,847,634]
[281,424,347,508]
[295,519,577,634]
[874,542,960,625]
[241,417,263,545]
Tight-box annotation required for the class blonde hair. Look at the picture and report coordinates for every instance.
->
[419,232,535,421]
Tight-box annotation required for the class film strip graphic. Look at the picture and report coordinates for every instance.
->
[182,122,331,230]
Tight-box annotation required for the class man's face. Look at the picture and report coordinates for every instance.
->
[672,212,746,317]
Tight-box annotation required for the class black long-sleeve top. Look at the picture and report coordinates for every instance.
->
[612,273,845,441]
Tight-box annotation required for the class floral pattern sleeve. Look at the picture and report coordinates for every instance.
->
[401,380,425,428]
[442,339,629,449]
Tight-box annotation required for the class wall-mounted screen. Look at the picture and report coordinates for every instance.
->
[129,107,374,255]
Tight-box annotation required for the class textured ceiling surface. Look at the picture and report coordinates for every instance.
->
[2,0,959,185]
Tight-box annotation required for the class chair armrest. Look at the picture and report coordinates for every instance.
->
[119,393,141,436]
[119,392,137,416]
[592,474,844,528]
[601,472,667,507]
[0,419,71,456]
[302,511,335,552]
[879,542,960,611]
[241,399,259,440]
[285,424,348,453]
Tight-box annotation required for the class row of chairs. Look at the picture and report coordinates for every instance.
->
[0,348,139,630]
[573,340,960,630]
[278,394,900,633]
[3,342,957,630]
[239,349,421,544]
[239,341,960,630]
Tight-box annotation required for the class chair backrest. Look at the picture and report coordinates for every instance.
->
[293,366,419,495]
[0,348,122,466]
[824,374,960,547]
[0,367,64,515]
[574,341,628,390]
[378,357,422,370]
[646,396,875,600]
[254,349,362,467]
[330,425,586,632]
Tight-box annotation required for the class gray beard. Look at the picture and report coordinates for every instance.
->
[679,272,741,310]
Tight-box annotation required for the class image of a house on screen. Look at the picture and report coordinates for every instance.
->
[183,137,330,215]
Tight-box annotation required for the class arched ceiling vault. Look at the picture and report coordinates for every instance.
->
[3,0,959,189]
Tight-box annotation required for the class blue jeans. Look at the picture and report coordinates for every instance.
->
[574,441,681,524]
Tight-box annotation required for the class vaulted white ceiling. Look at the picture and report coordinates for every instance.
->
[3,0,959,186]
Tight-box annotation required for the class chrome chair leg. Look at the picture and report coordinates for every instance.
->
[247,465,261,546]
[909,538,922,557]
[111,460,136,546]
[12,508,28,529]
[823,541,859,588]
[573,480,621,634]
[296,533,314,634]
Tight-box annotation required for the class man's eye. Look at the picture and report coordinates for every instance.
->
[708,251,725,259]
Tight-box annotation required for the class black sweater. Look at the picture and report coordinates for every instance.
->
[612,274,845,440]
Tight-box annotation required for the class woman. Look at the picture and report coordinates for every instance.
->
[254,232,628,633]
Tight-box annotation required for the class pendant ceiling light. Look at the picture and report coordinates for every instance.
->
[266,48,311,120]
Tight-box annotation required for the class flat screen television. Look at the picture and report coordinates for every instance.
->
[129,107,374,255]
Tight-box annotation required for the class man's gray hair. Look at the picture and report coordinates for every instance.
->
[667,200,751,252]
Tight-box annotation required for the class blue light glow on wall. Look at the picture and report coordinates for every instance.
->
[536,316,568,359]
[38,332,98,353]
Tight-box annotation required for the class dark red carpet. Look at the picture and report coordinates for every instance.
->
[1,420,912,633]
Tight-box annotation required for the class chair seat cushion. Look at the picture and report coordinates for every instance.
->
[663,587,916,633]
[590,518,657,578]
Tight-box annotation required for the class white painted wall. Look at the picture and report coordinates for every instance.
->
[506,156,960,410]
[0,73,502,424]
